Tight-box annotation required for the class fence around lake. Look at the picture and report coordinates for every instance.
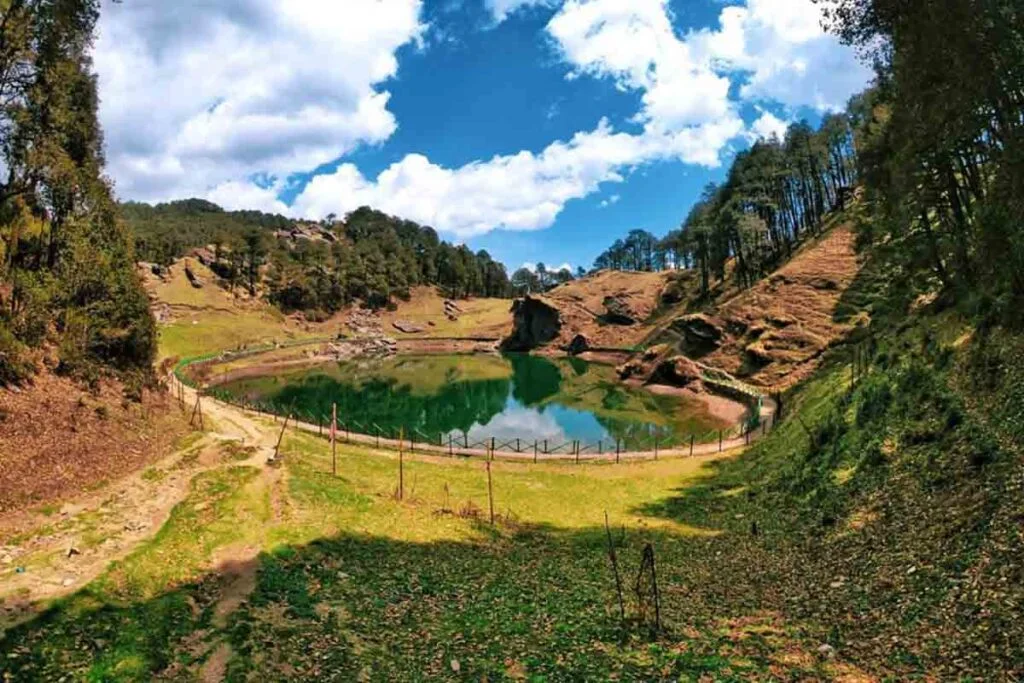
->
[174,379,778,465]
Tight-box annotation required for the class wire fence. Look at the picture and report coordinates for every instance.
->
[190,378,779,464]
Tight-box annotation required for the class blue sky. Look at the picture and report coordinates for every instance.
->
[93,0,871,272]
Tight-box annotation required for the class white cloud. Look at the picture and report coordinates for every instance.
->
[547,0,733,134]
[485,0,554,22]
[749,111,789,142]
[92,0,869,241]
[599,194,621,208]
[689,0,872,111]
[289,117,741,237]
[94,0,424,202]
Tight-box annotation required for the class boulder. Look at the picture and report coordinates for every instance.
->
[567,334,590,356]
[392,320,426,334]
[616,360,646,380]
[184,265,205,289]
[670,313,724,355]
[501,296,562,351]
[648,355,704,391]
[602,295,638,325]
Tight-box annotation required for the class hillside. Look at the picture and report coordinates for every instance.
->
[141,256,512,361]
[502,269,673,352]
[646,219,862,390]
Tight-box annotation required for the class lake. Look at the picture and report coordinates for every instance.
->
[212,353,733,450]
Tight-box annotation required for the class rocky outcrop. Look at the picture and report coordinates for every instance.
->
[501,296,562,351]
[392,320,426,334]
[602,296,639,325]
[184,265,205,289]
[670,313,725,356]
[567,334,590,356]
[648,355,704,391]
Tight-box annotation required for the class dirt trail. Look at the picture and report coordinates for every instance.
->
[0,379,276,627]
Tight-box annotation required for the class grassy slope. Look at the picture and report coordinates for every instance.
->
[4,239,1022,679]
[146,260,512,362]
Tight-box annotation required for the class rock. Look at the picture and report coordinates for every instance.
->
[817,644,836,659]
[184,265,205,289]
[501,296,562,352]
[567,334,590,356]
[150,263,167,279]
[648,356,704,390]
[616,360,646,380]
[450,660,461,673]
[670,313,725,355]
[642,344,671,362]
[62,578,74,587]
[602,295,638,325]
[189,247,216,267]
[392,320,426,334]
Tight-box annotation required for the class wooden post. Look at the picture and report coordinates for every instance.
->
[516,438,521,453]
[409,427,415,453]
[197,396,204,431]
[464,432,469,449]
[598,440,603,455]
[490,437,495,461]
[654,436,659,460]
[376,426,380,449]
[615,438,620,464]
[273,415,291,460]
[543,439,548,455]
[533,440,538,463]
[604,511,625,622]
[398,427,404,501]
[318,415,322,437]
[690,434,695,457]
[486,460,495,525]
[719,430,723,452]
[448,434,454,457]
[575,440,580,464]
[331,403,337,477]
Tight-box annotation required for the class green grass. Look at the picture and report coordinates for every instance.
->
[4,310,1024,680]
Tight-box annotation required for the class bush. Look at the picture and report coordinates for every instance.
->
[0,326,35,386]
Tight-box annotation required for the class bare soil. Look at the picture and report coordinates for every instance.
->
[0,371,190,514]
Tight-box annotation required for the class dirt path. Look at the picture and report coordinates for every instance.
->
[0,379,277,627]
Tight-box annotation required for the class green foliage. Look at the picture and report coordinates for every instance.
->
[0,0,156,387]
[596,112,857,295]
[822,0,1024,326]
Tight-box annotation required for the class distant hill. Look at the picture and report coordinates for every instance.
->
[121,201,513,315]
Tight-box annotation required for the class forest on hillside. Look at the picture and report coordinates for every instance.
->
[596,0,1023,327]
[0,0,154,389]
[124,201,513,314]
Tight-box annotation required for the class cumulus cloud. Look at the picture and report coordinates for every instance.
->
[92,0,869,240]
[599,194,621,208]
[290,117,741,237]
[689,0,872,111]
[749,111,789,142]
[94,0,424,202]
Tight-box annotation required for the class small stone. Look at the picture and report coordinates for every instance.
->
[829,581,844,589]
[907,566,917,575]
[817,644,836,659]
[450,659,461,673]
[15,567,25,574]
[62,578,74,587]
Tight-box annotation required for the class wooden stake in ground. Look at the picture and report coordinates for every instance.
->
[331,403,337,477]
[189,394,204,430]
[273,414,291,461]
[398,426,405,501]
[604,511,625,622]
[486,460,495,525]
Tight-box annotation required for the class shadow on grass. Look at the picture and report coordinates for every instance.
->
[0,517,838,682]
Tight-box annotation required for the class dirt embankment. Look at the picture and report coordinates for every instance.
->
[0,371,189,514]
[501,270,672,353]
[646,225,862,391]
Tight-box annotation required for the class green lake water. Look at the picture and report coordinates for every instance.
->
[212,354,732,449]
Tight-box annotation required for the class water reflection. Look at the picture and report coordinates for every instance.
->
[215,353,725,448]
